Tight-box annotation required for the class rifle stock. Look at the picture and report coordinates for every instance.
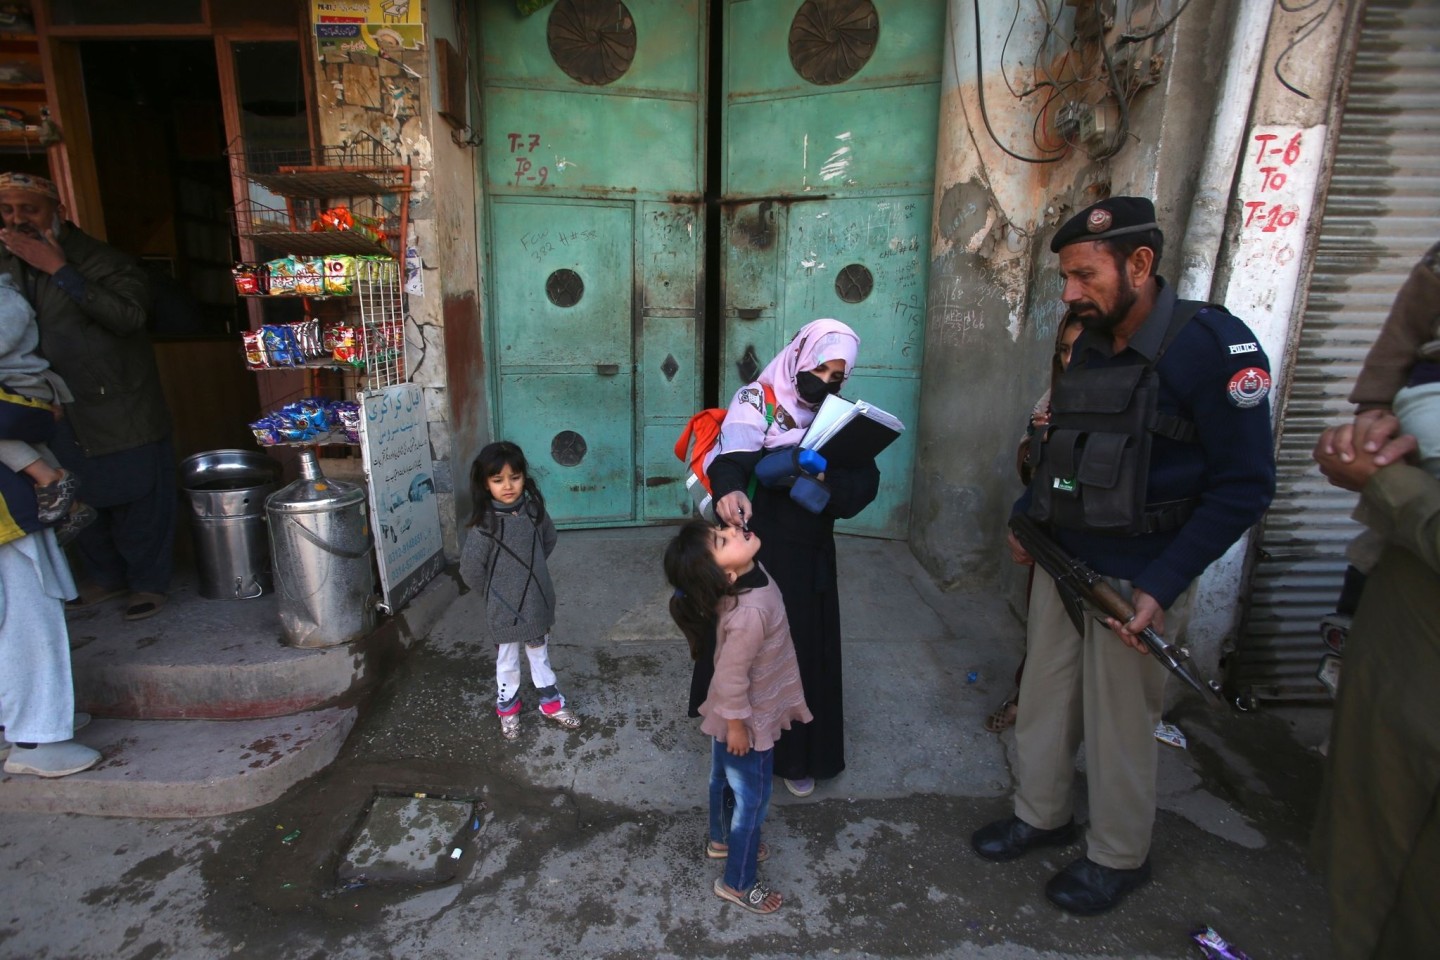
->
[1009,514,1223,702]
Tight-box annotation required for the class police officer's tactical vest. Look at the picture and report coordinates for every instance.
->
[1027,301,1213,536]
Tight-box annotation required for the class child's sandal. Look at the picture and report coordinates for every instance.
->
[540,704,582,729]
[705,840,769,862]
[499,712,521,741]
[713,877,783,915]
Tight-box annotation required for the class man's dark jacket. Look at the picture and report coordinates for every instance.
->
[0,223,170,457]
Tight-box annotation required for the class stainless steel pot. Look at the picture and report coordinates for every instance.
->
[180,449,281,600]
[265,450,376,647]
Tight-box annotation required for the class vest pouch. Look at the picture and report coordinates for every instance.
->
[1075,431,1142,530]
[1028,365,1156,535]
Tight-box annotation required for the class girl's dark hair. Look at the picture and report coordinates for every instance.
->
[663,519,736,661]
[468,441,546,531]
[1051,313,1084,388]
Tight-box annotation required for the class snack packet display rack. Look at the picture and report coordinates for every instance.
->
[227,136,412,445]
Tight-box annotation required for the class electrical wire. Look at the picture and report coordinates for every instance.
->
[1118,0,1195,45]
[1273,0,1338,100]
[1089,32,1131,161]
[969,0,1068,163]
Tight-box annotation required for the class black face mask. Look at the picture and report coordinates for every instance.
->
[796,371,841,405]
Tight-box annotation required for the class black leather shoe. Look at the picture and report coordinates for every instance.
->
[971,816,1078,861]
[1044,857,1151,915]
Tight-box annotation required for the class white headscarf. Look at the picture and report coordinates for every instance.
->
[707,318,861,461]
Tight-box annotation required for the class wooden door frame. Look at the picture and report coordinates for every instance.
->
[32,2,312,239]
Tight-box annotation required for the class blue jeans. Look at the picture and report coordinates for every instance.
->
[709,738,774,892]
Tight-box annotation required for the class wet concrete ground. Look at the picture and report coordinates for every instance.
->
[0,529,1332,959]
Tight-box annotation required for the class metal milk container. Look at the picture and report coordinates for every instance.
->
[266,450,377,647]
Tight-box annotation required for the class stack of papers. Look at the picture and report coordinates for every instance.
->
[799,394,905,467]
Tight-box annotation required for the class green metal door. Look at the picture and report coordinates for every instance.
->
[479,1,941,535]
[721,0,943,538]
[479,1,704,525]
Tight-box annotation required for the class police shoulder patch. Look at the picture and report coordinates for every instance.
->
[1227,341,1259,355]
[1227,366,1271,408]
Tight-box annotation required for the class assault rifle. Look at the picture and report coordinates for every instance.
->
[1009,513,1222,702]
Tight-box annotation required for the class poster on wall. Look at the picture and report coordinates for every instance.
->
[359,383,444,614]
[314,0,425,67]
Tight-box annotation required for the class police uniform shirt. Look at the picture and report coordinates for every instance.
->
[1014,278,1277,609]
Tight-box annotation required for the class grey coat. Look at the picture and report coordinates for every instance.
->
[458,496,558,645]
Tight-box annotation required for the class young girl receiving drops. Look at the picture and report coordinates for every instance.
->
[664,519,811,916]
[459,441,581,741]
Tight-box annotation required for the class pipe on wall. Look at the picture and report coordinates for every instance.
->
[1175,0,1274,302]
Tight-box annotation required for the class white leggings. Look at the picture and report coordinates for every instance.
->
[495,636,561,714]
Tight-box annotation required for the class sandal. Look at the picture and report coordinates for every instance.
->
[705,840,769,862]
[499,712,521,741]
[984,697,1018,734]
[540,704,582,730]
[124,592,167,622]
[713,877,782,915]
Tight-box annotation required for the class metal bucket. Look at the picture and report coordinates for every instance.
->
[180,450,281,600]
[266,450,376,648]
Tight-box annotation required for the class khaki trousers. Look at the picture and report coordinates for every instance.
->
[1012,571,1191,870]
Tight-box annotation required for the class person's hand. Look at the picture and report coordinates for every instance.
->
[1007,530,1033,566]
[726,721,750,756]
[0,226,66,275]
[1317,410,1415,469]
[715,490,752,529]
[1314,412,1417,492]
[1103,588,1163,654]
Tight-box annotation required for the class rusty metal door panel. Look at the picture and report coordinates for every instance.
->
[480,0,703,95]
[640,202,702,521]
[727,86,942,198]
[488,197,635,524]
[719,0,942,538]
[482,87,699,197]
[726,0,944,96]
[498,372,634,524]
[479,1,706,528]
[724,0,943,198]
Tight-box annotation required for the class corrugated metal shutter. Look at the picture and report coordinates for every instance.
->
[1231,0,1440,703]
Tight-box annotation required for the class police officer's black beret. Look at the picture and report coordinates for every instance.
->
[1050,196,1162,253]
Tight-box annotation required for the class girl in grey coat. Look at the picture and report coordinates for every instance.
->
[460,441,581,741]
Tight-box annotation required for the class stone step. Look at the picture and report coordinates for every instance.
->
[65,568,460,720]
[0,708,357,818]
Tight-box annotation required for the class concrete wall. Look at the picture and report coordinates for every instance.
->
[911,0,1359,671]
[308,1,487,559]
[911,0,1233,612]
[1185,0,1361,668]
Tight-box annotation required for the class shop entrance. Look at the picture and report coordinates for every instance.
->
[477,0,943,537]
[45,23,313,464]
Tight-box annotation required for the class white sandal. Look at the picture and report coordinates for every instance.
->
[541,705,582,729]
[499,712,521,741]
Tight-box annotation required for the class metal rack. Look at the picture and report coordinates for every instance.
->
[229,134,411,262]
[228,135,412,442]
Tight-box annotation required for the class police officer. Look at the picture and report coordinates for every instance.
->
[971,197,1277,914]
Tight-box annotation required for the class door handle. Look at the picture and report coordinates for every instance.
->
[595,363,620,375]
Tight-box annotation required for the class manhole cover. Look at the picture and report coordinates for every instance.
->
[338,795,481,886]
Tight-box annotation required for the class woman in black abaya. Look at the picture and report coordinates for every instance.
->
[703,319,879,797]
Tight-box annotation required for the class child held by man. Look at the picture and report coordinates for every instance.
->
[665,519,811,916]
[459,441,581,741]
[0,272,94,542]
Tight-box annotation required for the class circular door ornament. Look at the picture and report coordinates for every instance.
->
[548,0,637,86]
[546,268,584,307]
[551,430,588,466]
[835,263,874,303]
[789,0,879,86]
